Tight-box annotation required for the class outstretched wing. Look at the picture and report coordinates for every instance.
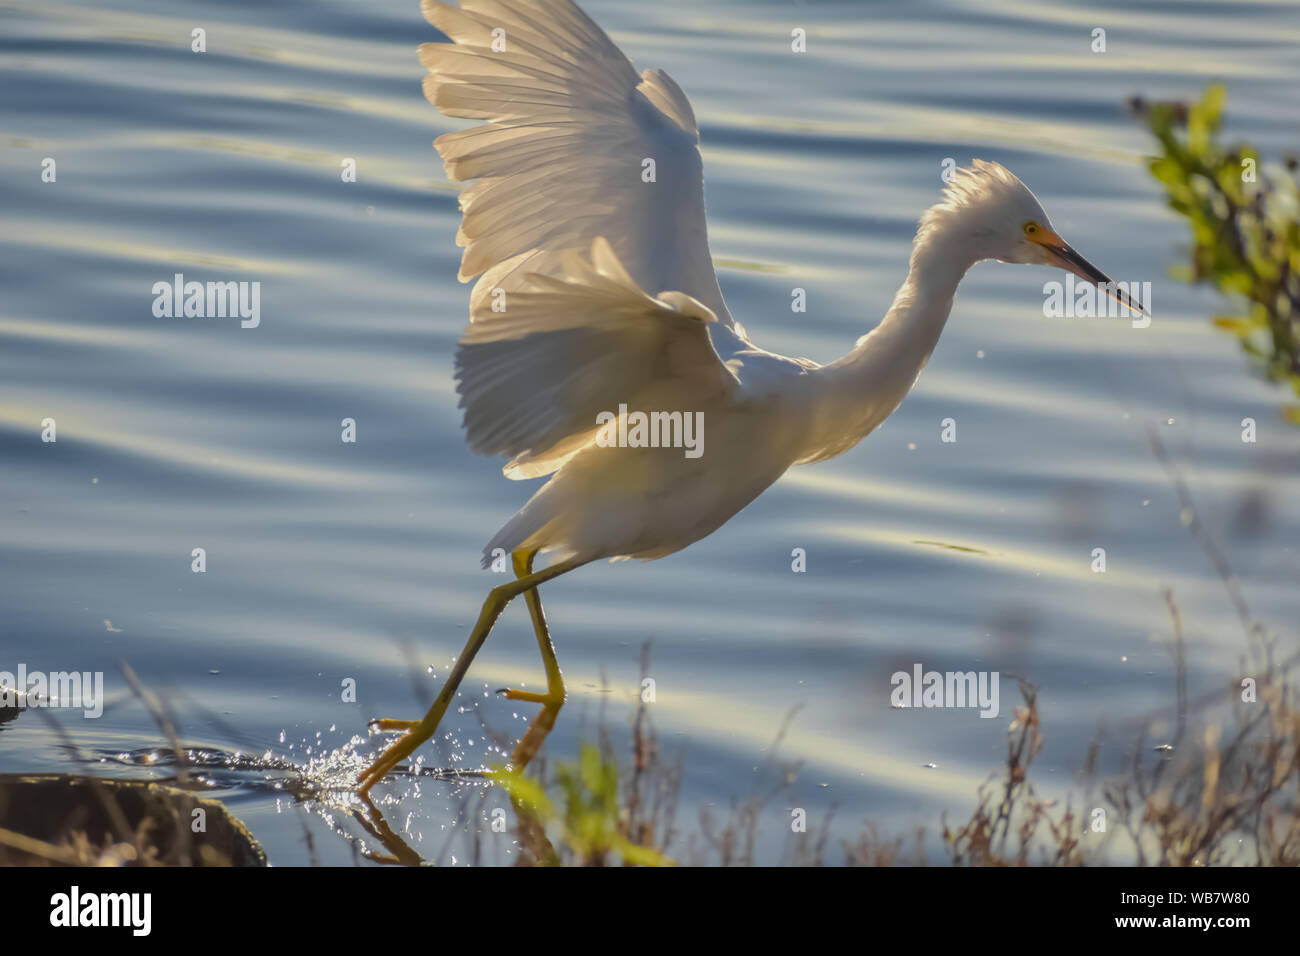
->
[420,0,734,327]
[456,238,739,478]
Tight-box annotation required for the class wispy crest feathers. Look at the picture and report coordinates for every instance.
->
[912,159,1030,263]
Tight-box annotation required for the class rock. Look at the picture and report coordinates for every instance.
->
[0,774,266,866]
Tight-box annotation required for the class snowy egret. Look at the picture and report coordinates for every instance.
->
[357,0,1142,793]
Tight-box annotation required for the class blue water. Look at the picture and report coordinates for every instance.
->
[2,0,1297,865]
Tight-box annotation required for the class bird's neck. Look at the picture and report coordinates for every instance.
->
[802,227,979,462]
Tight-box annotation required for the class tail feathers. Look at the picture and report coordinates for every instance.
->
[481,497,556,568]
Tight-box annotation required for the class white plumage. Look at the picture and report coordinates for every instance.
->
[419,0,1130,568]
[357,0,1135,795]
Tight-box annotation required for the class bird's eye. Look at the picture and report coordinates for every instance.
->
[1023,222,1039,236]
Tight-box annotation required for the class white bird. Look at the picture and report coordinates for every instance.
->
[357,0,1141,794]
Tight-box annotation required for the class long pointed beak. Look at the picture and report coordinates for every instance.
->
[1033,229,1149,318]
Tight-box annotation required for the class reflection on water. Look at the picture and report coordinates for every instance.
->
[1,0,1298,864]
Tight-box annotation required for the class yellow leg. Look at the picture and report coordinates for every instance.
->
[499,550,566,771]
[357,552,584,795]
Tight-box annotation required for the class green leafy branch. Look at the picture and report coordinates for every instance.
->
[1130,84,1300,421]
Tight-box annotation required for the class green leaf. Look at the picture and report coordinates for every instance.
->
[1201,83,1226,130]
[490,765,554,818]
[1212,315,1257,334]
[1149,156,1186,187]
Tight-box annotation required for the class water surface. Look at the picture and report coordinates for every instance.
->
[2,0,1298,864]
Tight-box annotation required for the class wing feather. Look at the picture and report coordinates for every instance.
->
[420,0,732,323]
[424,0,740,477]
[455,239,738,478]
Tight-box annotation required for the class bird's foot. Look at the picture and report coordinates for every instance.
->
[357,718,431,795]
[369,717,419,731]
[495,687,563,706]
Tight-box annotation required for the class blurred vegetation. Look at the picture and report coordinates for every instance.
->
[1129,84,1300,422]
[491,744,674,866]
[485,591,1299,867]
[495,658,1299,866]
[9,611,1293,867]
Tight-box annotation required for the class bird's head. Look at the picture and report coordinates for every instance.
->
[924,159,1143,314]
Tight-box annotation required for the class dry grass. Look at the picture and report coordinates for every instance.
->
[498,616,1299,866]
